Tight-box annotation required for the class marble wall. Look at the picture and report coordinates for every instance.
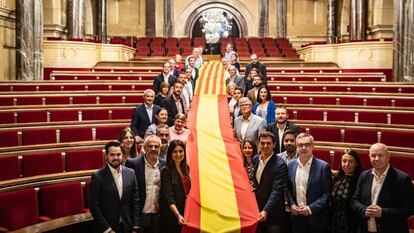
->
[0,1,15,80]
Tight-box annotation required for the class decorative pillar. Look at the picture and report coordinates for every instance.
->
[259,0,269,38]
[146,0,156,37]
[16,0,43,80]
[349,0,367,41]
[97,0,107,43]
[276,0,287,38]
[327,0,336,44]
[67,0,85,39]
[393,0,414,82]
[164,0,173,37]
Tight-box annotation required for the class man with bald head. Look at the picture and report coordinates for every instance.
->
[351,143,414,233]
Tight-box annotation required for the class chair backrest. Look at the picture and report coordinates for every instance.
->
[23,152,63,177]
[0,156,20,181]
[38,181,84,219]
[0,188,38,230]
[65,149,104,172]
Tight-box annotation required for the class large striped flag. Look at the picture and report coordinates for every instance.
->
[182,61,259,233]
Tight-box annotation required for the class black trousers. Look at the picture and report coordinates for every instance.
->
[140,213,159,233]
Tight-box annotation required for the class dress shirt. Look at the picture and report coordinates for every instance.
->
[233,104,240,118]
[277,124,286,152]
[367,164,390,232]
[142,156,161,214]
[172,94,184,114]
[163,73,170,83]
[144,103,153,124]
[240,115,251,140]
[185,81,193,101]
[109,165,123,199]
[181,85,191,112]
[295,156,313,207]
[169,127,190,144]
[256,153,274,184]
[277,151,298,165]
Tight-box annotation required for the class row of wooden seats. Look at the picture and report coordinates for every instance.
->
[0,122,128,150]
[0,148,103,181]
[2,104,414,127]
[298,123,414,149]
[272,94,414,107]
[0,179,91,231]
[0,82,151,92]
[0,107,134,125]
[0,94,143,106]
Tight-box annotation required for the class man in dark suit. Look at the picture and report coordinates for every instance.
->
[162,81,185,126]
[266,105,300,154]
[351,143,414,233]
[253,131,288,233]
[187,56,199,83]
[245,54,267,85]
[233,97,266,145]
[153,62,176,95]
[130,89,160,143]
[126,135,166,233]
[89,141,140,233]
[286,133,332,233]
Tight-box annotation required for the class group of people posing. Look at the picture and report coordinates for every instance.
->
[89,45,414,233]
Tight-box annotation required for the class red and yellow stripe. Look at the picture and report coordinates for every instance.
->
[183,61,259,233]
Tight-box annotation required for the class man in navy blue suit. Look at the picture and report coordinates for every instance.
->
[89,141,140,233]
[253,131,288,233]
[126,135,166,233]
[286,133,331,233]
[351,143,414,233]
[130,89,160,143]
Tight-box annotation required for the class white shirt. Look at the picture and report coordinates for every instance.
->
[295,156,313,207]
[240,115,251,140]
[256,153,274,184]
[109,165,123,199]
[277,151,298,165]
[367,164,390,232]
[142,156,161,213]
[144,103,153,124]
[163,73,170,83]
[277,124,286,152]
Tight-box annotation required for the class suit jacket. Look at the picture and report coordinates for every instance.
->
[226,75,246,94]
[253,154,288,226]
[125,156,166,212]
[245,62,267,85]
[350,167,414,233]
[89,165,140,233]
[130,104,160,138]
[252,100,276,125]
[247,88,258,104]
[162,95,185,126]
[266,121,300,154]
[233,113,266,144]
[286,157,332,228]
[153,73,176,95]
[160,166,190,233]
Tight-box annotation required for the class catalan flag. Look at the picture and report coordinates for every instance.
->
[183,61,259,233]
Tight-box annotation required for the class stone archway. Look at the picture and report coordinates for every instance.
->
[174,0,256,37]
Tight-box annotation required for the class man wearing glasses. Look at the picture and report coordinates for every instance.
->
[245,54,268,85]
[286,133,332,233]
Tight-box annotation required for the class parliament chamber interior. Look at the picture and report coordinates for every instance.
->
[0,0,413,232]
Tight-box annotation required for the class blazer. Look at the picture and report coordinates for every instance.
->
[89,165,140,233]
[226,75,246,94]
[252,100,276,125]
[253,154,288,226]
[286,157,332,228]
[350,167,414,233]
[247,88,258,104]
[233,113,266,144]
[160,166,190,233]
[266,121,300,154]
[153,73,176,95]
[125,156,166,212]
[162,95,185,126]
[130,104,160,138]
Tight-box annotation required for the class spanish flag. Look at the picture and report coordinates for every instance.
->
[183,61,259,233]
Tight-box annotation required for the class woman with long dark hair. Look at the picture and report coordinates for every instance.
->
[331,148,363,233]
[252,85,276,124]
[117,127,137,163]
[160,140,191,233]
[241,139,258,190]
